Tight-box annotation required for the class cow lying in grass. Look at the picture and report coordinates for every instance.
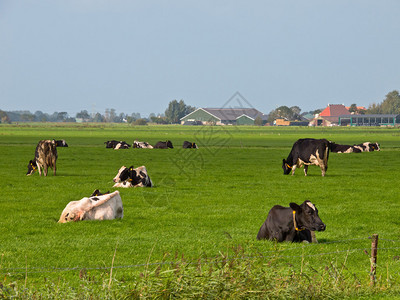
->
[58,191,123,223]
[257,200,326,243]
[133,140,154,149]
[331,142,380,153]
[113,166,153,187]
[27,140,58,176]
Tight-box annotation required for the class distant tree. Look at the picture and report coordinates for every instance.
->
[150,115,168,124]
[93,112,105,122]
[348,104,358,113]
[76,110,90,120]
[133,118,148,125]
[367,90,400,114]
[21,112,35,122]
[267,106,296,123]
[0,110,11,124]
[165,99,195,124]
[254,116,263,126]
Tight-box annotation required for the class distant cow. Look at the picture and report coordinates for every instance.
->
[58,191,123,223]
[282,138,330,176]
[104,140,120,148]
[133,140,154,149]
[154,140,174,149]
[354,142,380,152]
[114,141,131,149]
[330,143,361,153]
[113,165,153,187]
[27,140,58,176]
[183,141,198,149]
[257,200,326,242]
[55,140,68,147]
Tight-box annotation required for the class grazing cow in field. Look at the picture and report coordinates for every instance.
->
[114,141,131,149]
[58,191,123,223]
[154,140,174,149]
[257,200,326,243]
[182,141,198,149]
[282,138,331,176]
[113,165,153,187]
[27,140,58,176]
[133,140,154,149]
[55,140,68,147]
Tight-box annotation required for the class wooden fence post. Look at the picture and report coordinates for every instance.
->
[370,234,379,286]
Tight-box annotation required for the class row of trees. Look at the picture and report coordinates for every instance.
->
[1,91,399,124]
[0,99,195,124]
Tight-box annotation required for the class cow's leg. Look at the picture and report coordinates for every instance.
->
[304,165,308,176]
[44,165,48,176]
[53,162,57,176]
[291,165,297,176]
[320,164,326,177]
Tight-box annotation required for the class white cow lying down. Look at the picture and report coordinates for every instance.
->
[58,191,123,223]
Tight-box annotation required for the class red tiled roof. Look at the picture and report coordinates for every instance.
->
[320,104,350,117]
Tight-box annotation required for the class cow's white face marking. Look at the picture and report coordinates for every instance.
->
[306,201,316,211]
[113,166,126,183]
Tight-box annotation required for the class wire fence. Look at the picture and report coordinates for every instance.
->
[2,236,400,276]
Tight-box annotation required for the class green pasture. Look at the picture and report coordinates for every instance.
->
[1,124,400,298]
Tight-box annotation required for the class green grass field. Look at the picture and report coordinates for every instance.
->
[1,123,400,299]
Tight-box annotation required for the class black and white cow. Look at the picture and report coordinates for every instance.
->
[282,138,331,176]
[55,140,68,147]
[105,140,120,148]
[114,141,131,149]
[330,143,361,153]
[354,142,380,152]
[154,140,174,149]
[182,141,198,149]
[27,140,58,176]
[257,200,326,243]
[133,140,154,149]
[90,189,110,197]
[113,165,153,187]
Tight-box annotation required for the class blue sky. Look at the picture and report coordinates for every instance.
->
[1,1,399,117]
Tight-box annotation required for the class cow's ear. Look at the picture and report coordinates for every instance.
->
[290,202,301,212]
[129,166,134,171]
[282,159,286,164]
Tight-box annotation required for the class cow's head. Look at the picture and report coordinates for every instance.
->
[167,140,174,148]
[26,159,37,176]
[282,159,292,175]
[113,166,129,183]
[192,142,198,149]
[290,200,326,232]
[371,143,380,151]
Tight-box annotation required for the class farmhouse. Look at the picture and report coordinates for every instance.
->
[180,108,268,125]
[309,104,350,126]
[338,114,400,126]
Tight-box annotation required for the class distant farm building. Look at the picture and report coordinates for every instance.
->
[309,104,350,126]
[180,108,268,125]
[339,114,400,126]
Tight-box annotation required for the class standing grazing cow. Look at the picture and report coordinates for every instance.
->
[154,140,174,149]
[133,140,154,149]
[113,165,153,187]
[58,191,123,223]
[257,200,326,242]
[27,140,58,176]
[182,141,198,149]
[282,138,331,176]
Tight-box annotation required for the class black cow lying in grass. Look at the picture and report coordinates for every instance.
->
[257,200,326,243]
[183,141,198,148]
[55,140,68,147]
[154,140,174,149]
